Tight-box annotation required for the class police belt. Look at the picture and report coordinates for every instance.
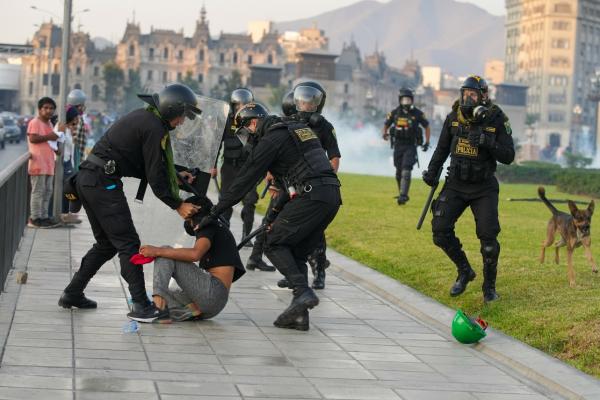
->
[85,153,148,202]
[297,176,340,193]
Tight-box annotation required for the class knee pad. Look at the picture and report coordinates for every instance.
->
[481,240,500,263]
[433,232,461,251]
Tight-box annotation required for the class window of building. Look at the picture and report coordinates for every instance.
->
[178,50,183,60]
[549,133,561,147]
[28,81,33,96]
[164,47,169,59]
[149,48,154,60]
[74,83,81,89]
[552,20,570,30]
[163,71,168,83]
[549,75,568,86]
[550,57,570,67]
[129,44,135,56]
[198,73,203,83]
[344,83,349,94]
[93,66,99,76]
[92,85,100,101]
[551,38,570,49]
[219,53,225,64]
[199,49,204,61]
[233,52,238,64]
[247,54,253,64]
[177,72,182,81]
[147,70,153,81]
[548,111,565,122]
[548,93,567,104]
[76,66,81,75]
[554,3,571,13]
[267,53,273,64]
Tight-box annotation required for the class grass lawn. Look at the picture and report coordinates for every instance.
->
[257,173,600,377]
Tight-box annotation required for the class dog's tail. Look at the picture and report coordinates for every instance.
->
[538,186,560,216]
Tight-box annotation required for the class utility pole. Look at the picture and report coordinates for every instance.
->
[52,0,72,219]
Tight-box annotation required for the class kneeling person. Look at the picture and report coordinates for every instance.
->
[138,196,245,322]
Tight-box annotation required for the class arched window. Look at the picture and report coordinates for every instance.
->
[199,49,204,61]
[92,85,100,101]
[267,53,273,64]
[129,44,135,56]
[74,83,82,89]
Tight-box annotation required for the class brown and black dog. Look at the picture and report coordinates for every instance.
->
[539,186,597,287]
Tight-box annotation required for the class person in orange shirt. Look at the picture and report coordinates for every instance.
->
[27,97,60,228]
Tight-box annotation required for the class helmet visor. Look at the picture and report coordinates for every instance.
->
[294,85,323,113]
[184,103,202,121]
[230,89,254,106]
[400,97,413,106]
[460,88,481,107]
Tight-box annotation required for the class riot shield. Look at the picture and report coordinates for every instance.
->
[171,95,229,197]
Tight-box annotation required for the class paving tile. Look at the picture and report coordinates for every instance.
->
[0,387,72,400]
[75,377,155,392]
[157,381,238,396]
[236,383,321,398]
[316,384,401,400]
[2,346,72,368]
[76,392,160,400]
[395,389,478,400]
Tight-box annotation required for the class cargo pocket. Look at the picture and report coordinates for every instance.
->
[432,193,447,217]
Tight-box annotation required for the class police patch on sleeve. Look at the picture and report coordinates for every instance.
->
[504,121,512,135]
[331,129,337,139]
[294,128,318,142]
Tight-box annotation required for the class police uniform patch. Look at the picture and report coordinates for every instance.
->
[455,138,478,157]
[331,129,337,138]
[295,128,318,142]
[451,121,459,127]
[504,121,512,135]
[484,127,496,133]
[396,117,410,128]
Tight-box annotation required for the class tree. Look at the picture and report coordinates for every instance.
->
[564,152,592,169]
[180,71,201,94]
[267,85,289,111]
[103,61,124,113]
[122,69,144,113]
[210,70,244,101]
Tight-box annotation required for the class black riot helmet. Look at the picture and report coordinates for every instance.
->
[459,75,488,118]
[138,83,202,121]
[281,91,296,117]
[398,87,414,111]
[234,102,269,131]
[293,81,326,113]
[230,88,254,113]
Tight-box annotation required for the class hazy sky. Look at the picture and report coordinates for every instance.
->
[1,0,505,45]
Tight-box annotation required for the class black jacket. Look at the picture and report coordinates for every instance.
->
[91,108,181,209]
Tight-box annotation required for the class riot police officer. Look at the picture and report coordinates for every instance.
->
[58,83,201,322]
[275,83,341,290]
[218,88,262,250]
[422,75,515,302]
[198,98,341,330]
[383,88,430,205]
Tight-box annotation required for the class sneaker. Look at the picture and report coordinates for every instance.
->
[61,213,82,225]
[127,302,169,323]
[39,218,61,229]
[27,218,42,228]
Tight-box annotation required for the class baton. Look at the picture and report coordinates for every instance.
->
[212,176,221,194]
[237,224,267,250]
[416,167,443,230]
[260,181,271,199]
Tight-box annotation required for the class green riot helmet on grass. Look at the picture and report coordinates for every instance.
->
[451,310,488,344]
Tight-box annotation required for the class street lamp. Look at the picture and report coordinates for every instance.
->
[30,5,90,22]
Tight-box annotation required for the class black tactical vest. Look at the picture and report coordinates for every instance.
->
[222,119,244,162]
[448,117,498,183]
[391,108,422,145]
[284,121,338,187]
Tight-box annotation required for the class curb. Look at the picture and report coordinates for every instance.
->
[326,249,600,400]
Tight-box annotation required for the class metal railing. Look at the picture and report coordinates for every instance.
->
[0,152,30,289]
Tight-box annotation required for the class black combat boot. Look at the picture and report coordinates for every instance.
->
[246,257,276,272]
[312,259,329,290]
[450,262,476,297]
[482,262,500,302]
[273,309,309,331]
[397,170,411,205]
[58,291,97,309]
[277,278,291,288]
[274,286,319,329]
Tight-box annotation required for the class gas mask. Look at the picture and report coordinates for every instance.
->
[400,97,413,113]
[459,89,482,119]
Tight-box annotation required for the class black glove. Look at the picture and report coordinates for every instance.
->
[195,207,219,231]
[421,142,429,152]
[467,127,483,148]
[478,132,496,149]
[422,170,438,187]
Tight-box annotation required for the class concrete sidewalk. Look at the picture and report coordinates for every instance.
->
[1,189,599,399]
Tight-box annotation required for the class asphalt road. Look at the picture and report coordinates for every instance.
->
[0,140,28,172]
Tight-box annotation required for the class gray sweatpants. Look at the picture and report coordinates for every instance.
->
[153,257,229,321]
[30,175,54,220]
